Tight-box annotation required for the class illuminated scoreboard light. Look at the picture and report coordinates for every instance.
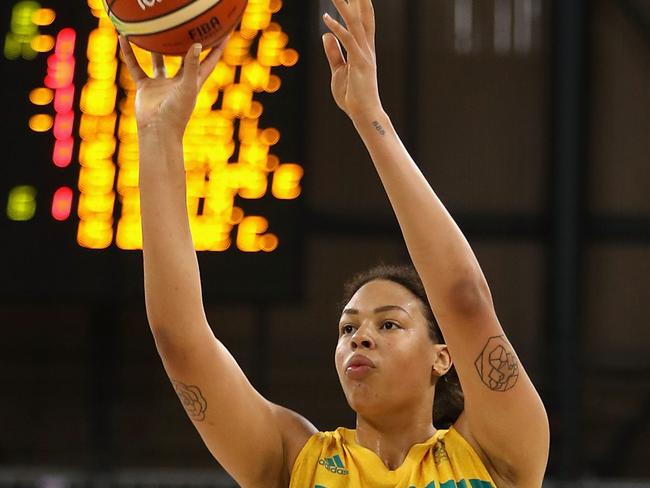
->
[4,0,303,255]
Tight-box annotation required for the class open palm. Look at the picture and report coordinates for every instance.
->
[119,37,227,134]
[322,0,382,119]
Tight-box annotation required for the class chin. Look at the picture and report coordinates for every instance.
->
[343,384,383,414]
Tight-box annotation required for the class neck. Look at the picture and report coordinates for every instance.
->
[354,411,436,471]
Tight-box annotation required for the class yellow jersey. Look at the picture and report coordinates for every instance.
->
[289,426,495,488]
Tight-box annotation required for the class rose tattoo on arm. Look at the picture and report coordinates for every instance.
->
[474,335,519,392]
[172,380,207,422]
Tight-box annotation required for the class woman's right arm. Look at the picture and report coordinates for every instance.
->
[120,37,316,486]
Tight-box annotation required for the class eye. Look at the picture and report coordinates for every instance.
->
[381,321,400,330]
[340,324,355,335]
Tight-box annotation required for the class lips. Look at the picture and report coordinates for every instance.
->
[345,354,376,370]
[344,354,376,380]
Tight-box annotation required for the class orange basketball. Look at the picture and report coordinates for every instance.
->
[103,0,248,55]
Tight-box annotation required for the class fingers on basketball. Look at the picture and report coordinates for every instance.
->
[118,36,147,82]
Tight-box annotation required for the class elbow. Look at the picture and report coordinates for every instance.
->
[145,309,184,352]
[148,320,178,353]
[148,324,196,361]
[447,276,494,317]
[146,311,172,340]
[145,308,212,356]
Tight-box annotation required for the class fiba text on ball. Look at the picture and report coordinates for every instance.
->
[189,16,222,42]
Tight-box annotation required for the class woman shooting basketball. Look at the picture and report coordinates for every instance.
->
[119,0,549,486]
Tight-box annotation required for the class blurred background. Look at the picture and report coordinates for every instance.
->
[1,0,649,486]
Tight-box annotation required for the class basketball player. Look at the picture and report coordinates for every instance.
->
[119,0,549,485]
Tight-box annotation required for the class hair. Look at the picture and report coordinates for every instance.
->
[340,263,464,429]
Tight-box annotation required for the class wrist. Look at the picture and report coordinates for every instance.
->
[137,119,184,145]
[350,107,392,137]
[350,106,388,126]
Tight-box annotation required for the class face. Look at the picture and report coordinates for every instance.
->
[335,279,443,417]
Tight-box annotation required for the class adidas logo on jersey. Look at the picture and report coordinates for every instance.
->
[318,454,349,475]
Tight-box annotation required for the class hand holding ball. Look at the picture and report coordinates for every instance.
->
[103,0,248,55]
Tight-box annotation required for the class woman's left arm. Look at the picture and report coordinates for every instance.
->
[323,0,549,485]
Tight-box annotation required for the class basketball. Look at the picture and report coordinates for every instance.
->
[103,0,248,55]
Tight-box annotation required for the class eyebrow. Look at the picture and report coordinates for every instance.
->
[342,305,412,317]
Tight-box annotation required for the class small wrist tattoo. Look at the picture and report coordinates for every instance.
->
[372,120,386,136]
[172,379,208,422]
[474,335,519,392]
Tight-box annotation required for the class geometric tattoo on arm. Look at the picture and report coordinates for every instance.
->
[172,380,207,422]
[474,335,519,392]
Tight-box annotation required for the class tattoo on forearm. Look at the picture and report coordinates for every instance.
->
[474,335,519,392]
[172,380,207,421]
[372,120,386,136]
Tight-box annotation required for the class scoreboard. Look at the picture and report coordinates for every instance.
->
[0,0,305,302]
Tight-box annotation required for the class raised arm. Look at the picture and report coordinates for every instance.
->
[120,37,315,486]
[322,1,549,485]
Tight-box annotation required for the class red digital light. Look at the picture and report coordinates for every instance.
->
[45,29,77,168]
[54,84,74,112]
[45,29,77,89]
[52,186,73,221]
[53,137,74,168]
[45,54,75,88]
[55,28,76,57]
[53,111,74,139]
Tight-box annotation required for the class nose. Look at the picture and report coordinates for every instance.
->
[351,326,375,350]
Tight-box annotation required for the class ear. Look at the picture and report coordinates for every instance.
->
[431,344,452,378]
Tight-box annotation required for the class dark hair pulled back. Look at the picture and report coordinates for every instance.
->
[340,264,464,429]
